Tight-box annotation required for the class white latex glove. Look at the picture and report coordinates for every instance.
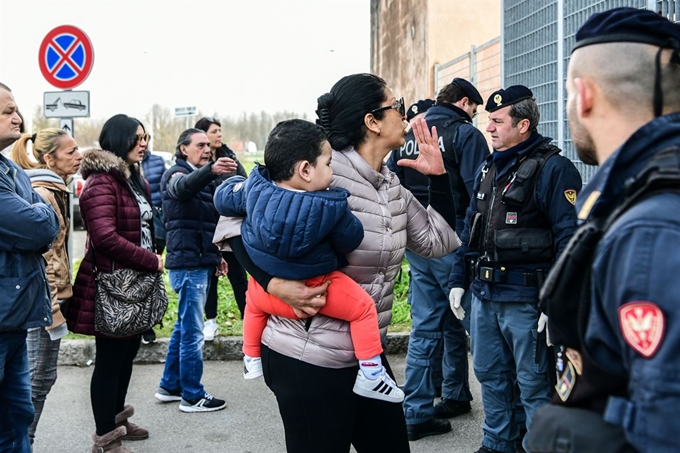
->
[537,313,552,347]
[448,288,466,320]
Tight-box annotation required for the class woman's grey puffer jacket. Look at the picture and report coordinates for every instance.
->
[261,149,461,368]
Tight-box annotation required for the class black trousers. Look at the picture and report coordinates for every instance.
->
[205,251,248,320]
[262,345,411,453]
[91,336,140,435]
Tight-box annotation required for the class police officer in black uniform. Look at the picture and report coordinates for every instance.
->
[527,8,680,453]
[448,86,582,453]
[388,80,489,440]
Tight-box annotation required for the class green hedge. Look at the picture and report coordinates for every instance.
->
[68,258,412,338]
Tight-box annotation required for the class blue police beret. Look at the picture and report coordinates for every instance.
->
[573,7,680,53]
[407,99,435,122]
[452,78,484,105]
[484,85,533,112]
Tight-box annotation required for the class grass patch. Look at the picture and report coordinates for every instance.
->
[68,250,412,339]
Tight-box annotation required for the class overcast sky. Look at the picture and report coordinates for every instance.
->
[0,0,370,127]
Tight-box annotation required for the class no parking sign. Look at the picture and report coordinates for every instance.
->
[38,25,94,89]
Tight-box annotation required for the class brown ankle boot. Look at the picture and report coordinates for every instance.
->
[91,426,131,453]
[115,404,149,441]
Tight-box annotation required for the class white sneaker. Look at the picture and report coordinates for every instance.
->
[203,319,218,341]
[352,369,405,403]
[243,356,263,380]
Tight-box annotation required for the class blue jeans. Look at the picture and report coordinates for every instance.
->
[0,331,33,453]
[160,268,211,401]
[470,294,551,453]
[403,251,472,425]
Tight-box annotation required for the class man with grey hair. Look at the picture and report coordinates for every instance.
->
[448,85,582,453]
[154,128,236,413]
[527,7,680,453]
[0,82,59,451]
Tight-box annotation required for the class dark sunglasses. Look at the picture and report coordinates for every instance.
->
[204,117,219,124]
[370,97,405,117]
[135,133,151,143]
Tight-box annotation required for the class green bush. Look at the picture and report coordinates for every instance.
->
[68,257,413,339]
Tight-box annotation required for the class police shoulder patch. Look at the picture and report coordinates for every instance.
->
[564,189,577,205]
[233,182,243,193]
[618,301,665,359]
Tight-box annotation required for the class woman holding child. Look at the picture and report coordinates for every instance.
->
[228,73,461,453]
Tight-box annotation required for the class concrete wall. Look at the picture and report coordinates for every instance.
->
[427,0,502,96]
[370,0,429,107]
[371,0,502,105]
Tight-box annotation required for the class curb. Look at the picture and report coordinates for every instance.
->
[58,332,411,366]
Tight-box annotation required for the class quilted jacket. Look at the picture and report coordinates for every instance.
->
[261,149,461,368]
[67,149,160,336]
[213,164,363,279]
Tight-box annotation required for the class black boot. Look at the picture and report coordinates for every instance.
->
[406,418,451,441]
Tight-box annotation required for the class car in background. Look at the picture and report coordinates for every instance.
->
[150,150,174,169]
[70,170,85,229]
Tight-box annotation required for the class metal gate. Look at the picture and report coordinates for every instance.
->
[434,1,678,183]
[433,38,501,142]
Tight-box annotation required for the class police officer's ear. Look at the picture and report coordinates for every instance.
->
[516,118,532,135]
[573,77,596,119]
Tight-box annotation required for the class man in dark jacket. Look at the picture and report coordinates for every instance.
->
[527,8,680,453]
[449,86,582,453]
[0,82,59,451]
[154,128,237,413]
[388,79,489,441]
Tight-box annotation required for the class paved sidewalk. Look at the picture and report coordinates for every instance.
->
[35,354,484,453]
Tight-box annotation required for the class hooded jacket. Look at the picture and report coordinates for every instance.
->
[26,169,73,331]
[67,149,160,336]
[260,149,461,368]
[0,155,59,331]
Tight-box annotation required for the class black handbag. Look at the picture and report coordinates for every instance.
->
[90,241,168,337]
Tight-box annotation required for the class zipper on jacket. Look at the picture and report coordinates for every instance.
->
[482,185,497,255]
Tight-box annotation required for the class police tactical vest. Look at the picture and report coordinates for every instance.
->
[394,116,468,215]
[540,146,680,412]
[469,144,560,264]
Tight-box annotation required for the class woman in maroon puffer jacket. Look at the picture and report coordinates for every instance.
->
[67,114,164,453]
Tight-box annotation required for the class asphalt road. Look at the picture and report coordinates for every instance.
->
[35,354,485,453]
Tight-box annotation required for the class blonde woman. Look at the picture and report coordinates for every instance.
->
[9,128,81,446]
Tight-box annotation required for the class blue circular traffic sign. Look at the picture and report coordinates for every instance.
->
[39,25,94,90]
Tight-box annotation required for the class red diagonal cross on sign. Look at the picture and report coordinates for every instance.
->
[47,36,83,78]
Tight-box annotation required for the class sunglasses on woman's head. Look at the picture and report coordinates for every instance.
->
[370,97,405,117]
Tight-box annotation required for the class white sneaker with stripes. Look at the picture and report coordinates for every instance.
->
[352,369,405,403]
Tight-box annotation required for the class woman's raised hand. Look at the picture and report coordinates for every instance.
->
[396,117,446,176]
